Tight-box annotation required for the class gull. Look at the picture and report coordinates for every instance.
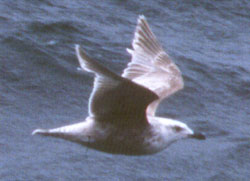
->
[32,15,205,155]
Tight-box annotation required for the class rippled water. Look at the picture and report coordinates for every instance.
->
[1,0,250,180]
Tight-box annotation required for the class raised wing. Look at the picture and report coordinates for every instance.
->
[75,45,158,127]
[122,15,184,116]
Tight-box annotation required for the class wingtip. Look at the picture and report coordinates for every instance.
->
[138,15,146,21]
[75,44,85,69]
[75,44,80,54]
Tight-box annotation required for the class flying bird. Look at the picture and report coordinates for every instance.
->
[32,15,205,155]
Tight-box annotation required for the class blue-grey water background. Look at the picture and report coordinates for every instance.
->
[1,0,250,180]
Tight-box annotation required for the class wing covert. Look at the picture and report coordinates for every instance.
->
[75,45,158,127]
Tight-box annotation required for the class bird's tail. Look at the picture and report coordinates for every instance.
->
[32,121,88,141]
[32,129,51,136]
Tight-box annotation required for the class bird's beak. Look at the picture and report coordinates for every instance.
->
[189,132,206,140]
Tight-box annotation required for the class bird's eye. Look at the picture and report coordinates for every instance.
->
[173,126,182,132]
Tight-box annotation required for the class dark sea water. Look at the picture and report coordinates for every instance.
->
[1,0,250,180]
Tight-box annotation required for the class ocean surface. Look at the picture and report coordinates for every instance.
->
[1,0,250,180]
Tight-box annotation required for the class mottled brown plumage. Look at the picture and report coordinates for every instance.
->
[32,15,205,155]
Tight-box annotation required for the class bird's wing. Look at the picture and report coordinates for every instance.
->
[75,45,158,127]
[122,15,184,116]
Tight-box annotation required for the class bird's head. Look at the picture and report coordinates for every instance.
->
[171,122,205,140]
[158,118,206,143]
